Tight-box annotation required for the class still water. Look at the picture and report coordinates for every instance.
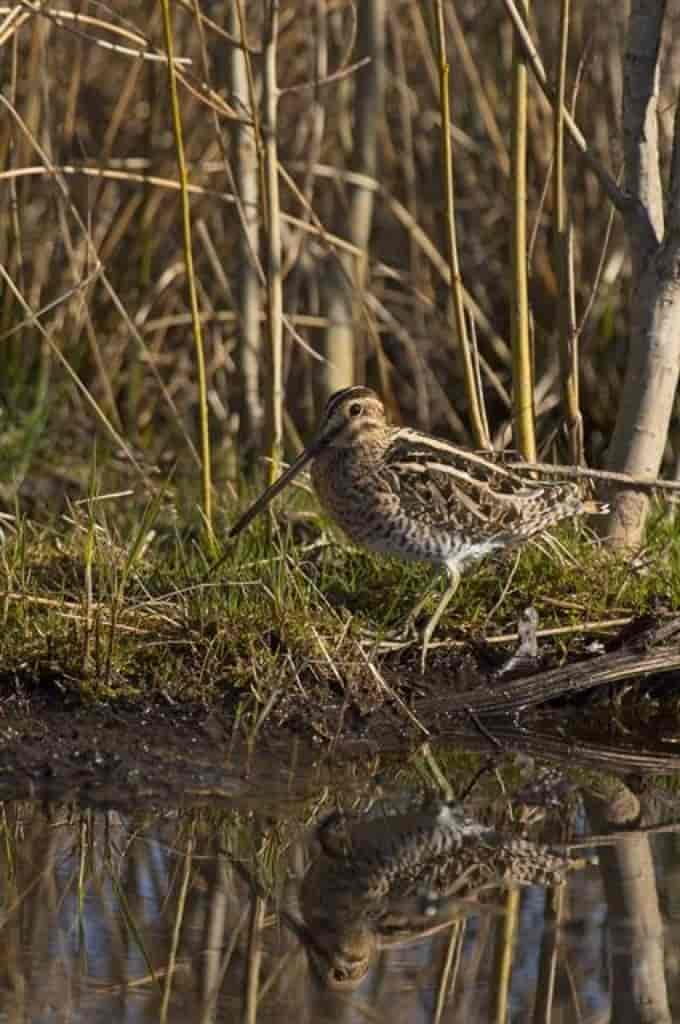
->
[1,738,680,1023]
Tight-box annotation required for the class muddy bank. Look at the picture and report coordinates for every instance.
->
[0,698,239,806]
[2,615,680,802]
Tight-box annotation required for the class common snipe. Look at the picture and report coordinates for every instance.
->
[301,801,583,988]
[230,386,605,669]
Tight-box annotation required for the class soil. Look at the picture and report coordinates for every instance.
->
[2,614,680,804]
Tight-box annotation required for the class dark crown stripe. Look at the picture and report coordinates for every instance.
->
[324,386,377,420]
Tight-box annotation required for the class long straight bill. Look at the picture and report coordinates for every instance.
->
[229,442,321,538]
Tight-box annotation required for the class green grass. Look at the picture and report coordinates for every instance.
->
[1,483,679,722]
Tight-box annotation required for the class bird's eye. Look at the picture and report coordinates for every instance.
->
[349,402,362,417]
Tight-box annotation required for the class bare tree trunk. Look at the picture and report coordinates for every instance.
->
[229,5,263,464]
[321,0,386,401]
[605,1,680,547]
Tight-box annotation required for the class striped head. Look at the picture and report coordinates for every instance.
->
[229,386,388,538]
[316,387,389,449]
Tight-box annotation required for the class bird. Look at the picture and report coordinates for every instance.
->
[300,801,585,988]
[229,386,606,670]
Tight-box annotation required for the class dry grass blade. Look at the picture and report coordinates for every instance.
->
[159,0,213,544]
[433,0,490,450]
[509,0,536,462]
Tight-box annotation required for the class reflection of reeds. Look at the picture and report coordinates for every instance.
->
[0,803,310,1019]
[491,888,519,1024]
[160,824,193,1021]
[432,919,463,1024]
[532,884,564,1024]
[0,775,675,1019]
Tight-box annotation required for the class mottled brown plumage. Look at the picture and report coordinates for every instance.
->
[230,386,605,669]
[301,801,583,989]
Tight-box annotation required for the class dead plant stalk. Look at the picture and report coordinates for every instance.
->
[159,0,213,545]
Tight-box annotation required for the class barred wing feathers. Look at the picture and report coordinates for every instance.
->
[378,429,596,541]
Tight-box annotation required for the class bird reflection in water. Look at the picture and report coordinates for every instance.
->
[300,799,585,989]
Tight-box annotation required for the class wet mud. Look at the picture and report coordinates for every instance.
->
[2,614,680,802]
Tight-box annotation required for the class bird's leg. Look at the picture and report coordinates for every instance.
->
[420,565,460,674]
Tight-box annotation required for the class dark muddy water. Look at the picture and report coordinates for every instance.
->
[2,734,680,1024]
